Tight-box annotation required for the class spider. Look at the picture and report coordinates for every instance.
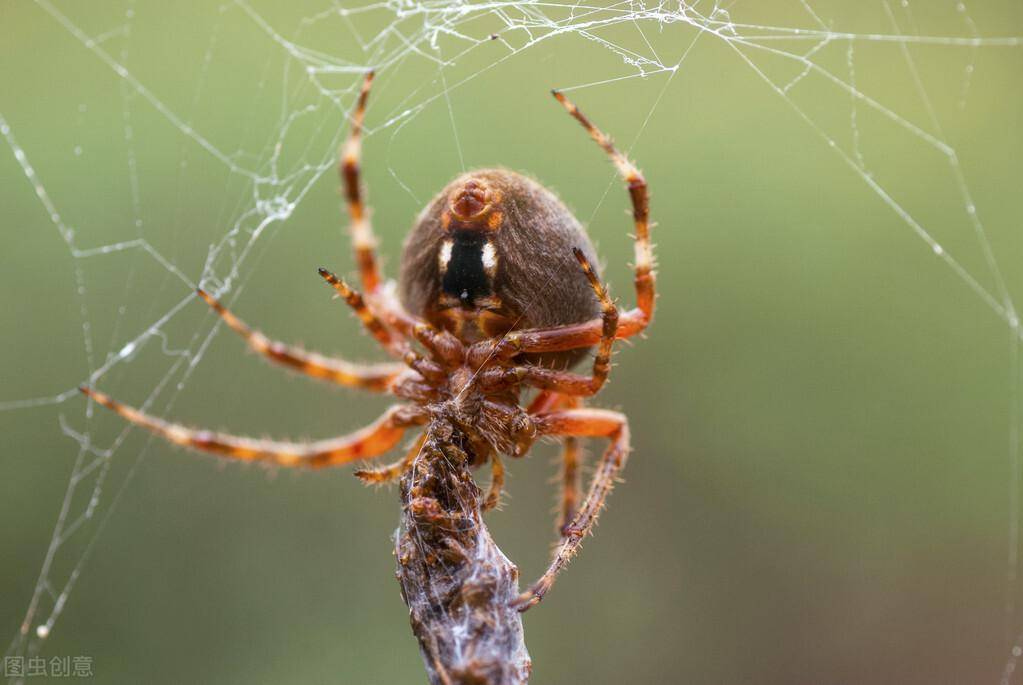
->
[81,72,655,611]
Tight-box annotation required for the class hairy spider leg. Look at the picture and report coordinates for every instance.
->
[317,267,398,353]
[196,289,403,392]
[553,90,654,324]
[317,267,452,385]
[513,408,630,611]
[339,71,433,344]
[340,71,384,297]
[496,249,619,397]
[544,395,585,535]
[343,71,502,360]
[473,92,656,363]
[80,386,425,469]
[557,436,583,534]
[527,392,586,537]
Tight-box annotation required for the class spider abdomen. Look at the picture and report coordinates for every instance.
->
[400,168,602,369]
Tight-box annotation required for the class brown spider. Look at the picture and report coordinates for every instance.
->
[81,72,655,611]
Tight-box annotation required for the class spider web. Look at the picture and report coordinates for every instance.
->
[2,0,1021,682]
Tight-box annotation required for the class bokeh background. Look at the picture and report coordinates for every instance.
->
[3,1,1023,683]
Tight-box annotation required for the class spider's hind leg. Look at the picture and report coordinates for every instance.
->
[513,407,630,611]
[556,436,583,535]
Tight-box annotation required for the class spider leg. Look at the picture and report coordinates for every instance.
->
[553,90,654,323]
[196,290,402,391]
[487,250,618,396]
[528,392,587,537]
[80,386,425,469]
[339,71,431,345]
[512,407,630,611]
[545,395,585,535]
[318,268,451,378]
[318,267,401,354]
[411,323,465,367]
[525,392,585,531]
[354,431,426,484]
[338,71,460,355]
[340,71,384,297]
[476,93,655,362]
[557,436,582,534]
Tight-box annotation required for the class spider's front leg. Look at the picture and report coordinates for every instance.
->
[333,73,455,358]
[512,407,630,611]
[340,70,383,297]
[338,71,425,342]
[80,386,426,469]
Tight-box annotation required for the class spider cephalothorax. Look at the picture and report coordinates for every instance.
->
[81,73,656,619]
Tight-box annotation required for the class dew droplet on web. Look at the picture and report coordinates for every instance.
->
[36,624,49,639]
[119,341,136,359]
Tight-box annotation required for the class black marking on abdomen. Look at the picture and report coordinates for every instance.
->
[441,232,492,306]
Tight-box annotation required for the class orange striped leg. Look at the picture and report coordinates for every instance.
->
[525,392,584,531]
[513,408,630,611]
[80,386,425,469]
[317,269,445,379]
[478,306,650,363]
[338,71,421,348]
[479,93,657,361]
[196,290,402,391]
[318,267,397,354]
[354,432,426,484]
[553,396,584,534]
[340,71,383,296]
[553,90,654,323]
[557,437,582,534]
[530,392,586,535]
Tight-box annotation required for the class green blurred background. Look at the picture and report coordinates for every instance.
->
[2,1,1022,683]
